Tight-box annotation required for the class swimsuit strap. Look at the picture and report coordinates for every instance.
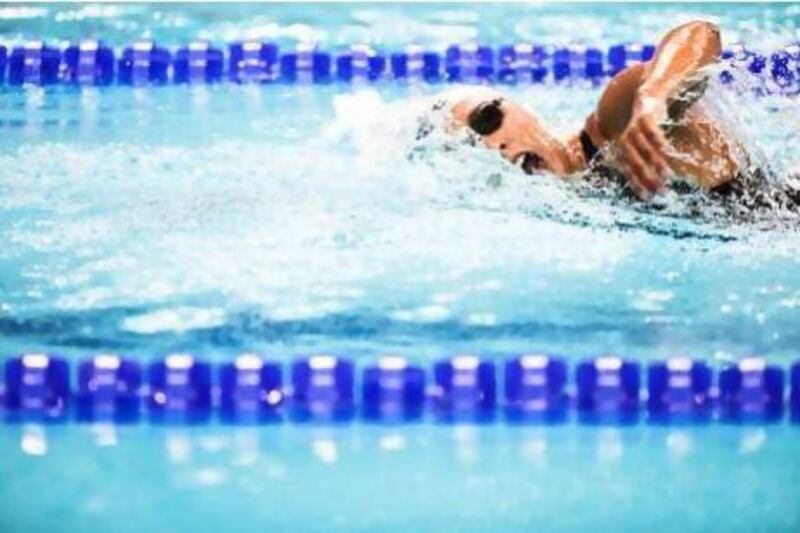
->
[579,129,599,163]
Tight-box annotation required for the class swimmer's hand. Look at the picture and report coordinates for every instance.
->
[615,21,722,199]
[618,91,673,199]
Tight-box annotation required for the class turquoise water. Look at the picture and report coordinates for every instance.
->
[1,3,800,532]
[1,424,799,532]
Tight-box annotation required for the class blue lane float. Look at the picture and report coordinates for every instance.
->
[219,354,283,423]
[280,43,332,84]
[504,354,568,422]
[497,44,548,83]
[433,355,496,422]
[173,41,224,84]
[362,356,426,422]
[291,355,355,422]
[445,43,494,82]
[117,40,171,85]
[147,354,212,424]
[719,358,784,423]
[607,43,656,76]
[0,39,798,92]
[228,41,279,83]
[0,45,7,84]
[390,45,442,82]
[336,44,386,82]
[3,354,69,422]
[8,41,61,85]
[76,354,141,423]
[576,357,640,424]
[647,358,712,423]
[2,353,800,425]
[62,40,115,85]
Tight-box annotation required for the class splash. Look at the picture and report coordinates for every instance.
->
[366,67,800,235]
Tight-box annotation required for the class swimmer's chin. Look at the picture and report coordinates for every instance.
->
[512,151,547,175]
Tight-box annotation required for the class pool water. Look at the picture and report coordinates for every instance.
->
[1,3,799,532]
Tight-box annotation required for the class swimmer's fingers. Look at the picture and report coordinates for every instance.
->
[621,131,664,197]
[638,118,672,177]
[640,118,669,155]
[632,130,671,186]
[628,113,671,178]
[621,149,656,199]
[622,164,650,199]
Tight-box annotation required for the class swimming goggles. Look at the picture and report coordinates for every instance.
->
[467,98,504,136]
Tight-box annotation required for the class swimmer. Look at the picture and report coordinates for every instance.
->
[449,21,798,208]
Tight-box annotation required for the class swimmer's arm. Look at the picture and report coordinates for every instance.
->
[637,21,721,107]
[592,21,722,197]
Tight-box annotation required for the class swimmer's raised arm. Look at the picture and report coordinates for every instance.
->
[590,21,723,197]
[447,21,734,198]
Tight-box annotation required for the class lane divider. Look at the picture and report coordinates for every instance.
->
[1,353,798,425]
[0,40,798,93]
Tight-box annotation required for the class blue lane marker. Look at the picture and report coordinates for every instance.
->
[445,44,494,83]
[719,358,784,423]
[118,40,171,85]
[147,354,212,424]
[577,357,640,424]
[606,44,627,76]
[505,354,568,423]
[390,51,408,79]
[219,354,283,423]
[720,45,739,84]
[606,43,656,76]
[76,355,141,423]
[229,41,279,83]
[63,40,115,85]
[0,39,798,90]
[585,47,604,81]
[1,354,797,425]
[497,44,519,84]
[553,48,571,81]
[390,45,427,80]
[647,358,712,423]
[420,51,442,83]
[174,41,224,84]
[8,41,61,85]
[336,44,386,82]
[291,356,355,422]
[0,45,8,84]
[433,355,496,423]
[769,45,800,94]
[497,43,549,84]
[531,45,549,83]
[335,50,353,82]
[280,44,331,83]
[362,356,426,422]
[3,354,69,422]
[749,52,767,75]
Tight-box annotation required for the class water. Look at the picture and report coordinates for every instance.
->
[1,80,799,362]
[1,3,799,532]
[2,424,799,533]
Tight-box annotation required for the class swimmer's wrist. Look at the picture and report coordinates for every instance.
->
[635,85,668,106]
[634,88,669,120]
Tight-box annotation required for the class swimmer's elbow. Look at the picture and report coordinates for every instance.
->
[680,20,722,59]
[696,21,722,55]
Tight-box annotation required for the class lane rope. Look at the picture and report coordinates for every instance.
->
[2,353,798,425]
[0,40,798,94]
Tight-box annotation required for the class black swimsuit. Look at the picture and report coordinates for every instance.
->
[579,130,600,164]
[578,128,800,214]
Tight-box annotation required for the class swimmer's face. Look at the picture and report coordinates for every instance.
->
[452,95,573,176]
